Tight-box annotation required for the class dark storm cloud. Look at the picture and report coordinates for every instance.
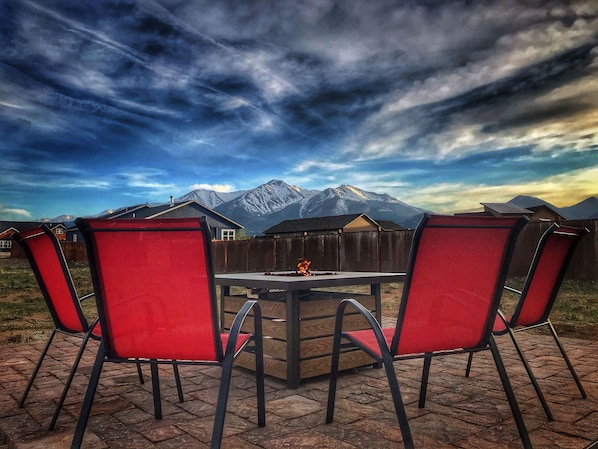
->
[0,0,597,219]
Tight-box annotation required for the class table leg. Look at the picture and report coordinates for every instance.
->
[220,285,230,329]
[286,290,300,389]
[371,283,382,369]
[371,284,381,323]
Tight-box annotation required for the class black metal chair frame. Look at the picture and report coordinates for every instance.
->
[16,224,183,430]
[15,224,103,431]
[466,222,590,421]
[326,214,532,449]
[72,217,265,449]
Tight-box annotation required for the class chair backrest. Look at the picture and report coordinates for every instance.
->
[76,217,221,362]
[15,225,88,334]
[392,214,528,356]
[509,223,589,327]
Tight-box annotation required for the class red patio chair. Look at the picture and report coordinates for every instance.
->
[14,224,104,431]
[14,225,182,430]
[326,214,531,449]
[72,217,265,449]
[466,223,590,420]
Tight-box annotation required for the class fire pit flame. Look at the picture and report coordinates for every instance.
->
[297,257,311,276]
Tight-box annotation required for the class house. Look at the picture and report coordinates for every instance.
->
[0,221,67,257]
[263,213,382,237]
[524,204,566,222]
[374,219,405,231]
[68,198,244,241]
[463,203,565,222]
[481,203,534,217]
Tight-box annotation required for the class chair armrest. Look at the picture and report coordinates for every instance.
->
[225,299,262,358]
[503,285,522,295]
[496,309,510,327]
[78,292,96,302]
[334,298,389,352]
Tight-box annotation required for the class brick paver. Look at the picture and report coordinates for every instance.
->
[1,332,597,448]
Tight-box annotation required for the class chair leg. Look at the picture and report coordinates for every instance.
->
[383,354,415,449]
[211,353,235,449]
[465,352,474,377]
[173,362,184,403]
[509,330,553,420]
[547,320,587,399]
[489,336,532,449]
[136,360,144,384]
[70,342,105,449]
[418,353,432,408]
[49,331,94,430]
[253,311,266,428]
[325,328,343,424]
[19,329,57,407]
[150,360,162,420]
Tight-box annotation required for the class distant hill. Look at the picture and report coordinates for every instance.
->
[561,196,598,219]
[508,195,598,220]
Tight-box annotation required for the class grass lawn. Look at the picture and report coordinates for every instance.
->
[1,257,597,345]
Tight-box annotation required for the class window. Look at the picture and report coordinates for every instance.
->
[0,240,12,249]
[55,228,64,235]
[221,229,235,241]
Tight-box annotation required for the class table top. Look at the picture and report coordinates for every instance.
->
[214,271,405,290]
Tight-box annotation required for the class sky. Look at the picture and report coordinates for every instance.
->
[1,0,597,221]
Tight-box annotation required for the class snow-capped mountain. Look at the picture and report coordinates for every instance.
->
[177,188,245,209]
[38,183,598,235]
[40,214,78,222]
[202,179,429,235]
[300,185,426,222]
[216,180,315,217]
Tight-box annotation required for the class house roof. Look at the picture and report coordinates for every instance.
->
[98,200,243,229]
[481,203,534,216]
[525,204,566,219]
[99,204,150,219]
[374,219,405,231]
[145,201,244,228]
[0,221,66,239]
[264,213,379,234]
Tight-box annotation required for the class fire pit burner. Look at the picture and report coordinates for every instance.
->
[263,257,337,277]
[264,271,337,277]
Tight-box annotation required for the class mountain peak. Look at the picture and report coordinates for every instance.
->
[336,185,368,199]
[217,180,312,217]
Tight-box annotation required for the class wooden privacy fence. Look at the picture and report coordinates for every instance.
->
[211,219,597,281]
[10,219,598,280]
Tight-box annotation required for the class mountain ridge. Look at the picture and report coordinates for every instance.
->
[39,181,598,235]
[508,195,598,220]
[178,179,429,235]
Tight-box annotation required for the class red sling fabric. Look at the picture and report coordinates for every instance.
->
[511,226,587,327]
[328,214,532,449]
[346,215,525,356]
[81,218,221,362]
[17,226,86,334]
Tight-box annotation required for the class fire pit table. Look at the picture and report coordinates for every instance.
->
[215,271,405,388]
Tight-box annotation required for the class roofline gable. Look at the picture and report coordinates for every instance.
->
[145,200,244,229]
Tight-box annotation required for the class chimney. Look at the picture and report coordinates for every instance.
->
[170,196,174,207]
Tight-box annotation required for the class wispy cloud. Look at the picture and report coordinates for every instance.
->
[189,183,235,193]
[0,205,32,220]
[401,166,598,213]
[1,0,597,219]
